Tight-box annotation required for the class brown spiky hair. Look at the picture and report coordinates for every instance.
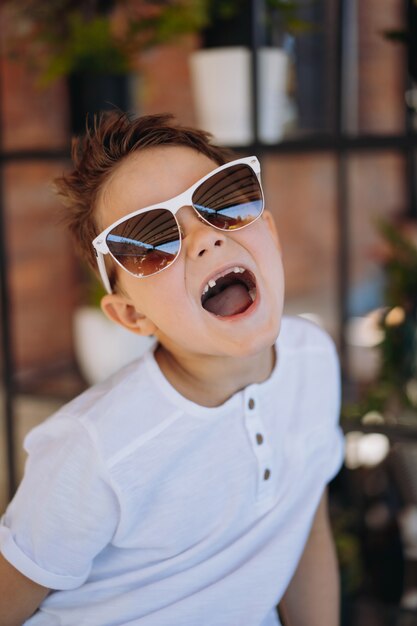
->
[55,111,235,289]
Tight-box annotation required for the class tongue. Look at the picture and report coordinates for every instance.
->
[203,284,253,317]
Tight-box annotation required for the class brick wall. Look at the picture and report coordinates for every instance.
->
[0,28,202,377]
[1,46,79,376]
[358,0,406,133]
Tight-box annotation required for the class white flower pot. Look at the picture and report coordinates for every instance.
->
[73,307,155,385]
[189,46,294,146]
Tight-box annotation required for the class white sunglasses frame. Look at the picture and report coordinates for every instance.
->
[92,155,263,293]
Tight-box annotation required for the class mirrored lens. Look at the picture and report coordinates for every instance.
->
[192,164,263,230]
[106,208,180,277]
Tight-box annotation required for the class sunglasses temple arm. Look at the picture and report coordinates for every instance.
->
[96,251,112,294]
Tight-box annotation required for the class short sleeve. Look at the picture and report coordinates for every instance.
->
[310,421,345,483]
[304,330,345,483]
[0,416,119,590]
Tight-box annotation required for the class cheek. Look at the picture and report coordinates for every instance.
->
[248,231,285,295]
[240,225,282,267]
[123,268,189,320]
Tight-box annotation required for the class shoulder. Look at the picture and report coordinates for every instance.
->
[275,317,342,445]
[25,349,179,467]
[278,315,337,356]
[274,319,344,480]
[275,316,340,399]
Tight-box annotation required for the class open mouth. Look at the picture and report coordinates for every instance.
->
[201,267,257,317]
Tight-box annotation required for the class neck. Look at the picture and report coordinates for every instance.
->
[154,344,276,408]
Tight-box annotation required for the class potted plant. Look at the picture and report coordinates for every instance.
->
[189,0,313,146]
[4,0,208,132]
[343,219,417,424]
[367,220,417,421]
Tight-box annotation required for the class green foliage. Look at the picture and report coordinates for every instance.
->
[267,0,315,35]
[378,220,417,307]
[204,0,313,36]
[5,0,313,83]
[129,1,209,47]
[5,0,209,83]
[375,223,417,414]
[346,220,417,421]
[42,13,130,83]
[86,270,108,308]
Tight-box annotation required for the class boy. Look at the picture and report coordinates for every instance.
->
[0,113,344,625]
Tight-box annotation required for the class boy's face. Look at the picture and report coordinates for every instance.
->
[98,145,285,360]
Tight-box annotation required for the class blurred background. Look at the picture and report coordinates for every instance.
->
[0,0,417,623]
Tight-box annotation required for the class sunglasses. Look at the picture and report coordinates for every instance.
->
[92,156,264,293]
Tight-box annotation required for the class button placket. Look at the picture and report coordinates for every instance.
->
[243,388,274,500]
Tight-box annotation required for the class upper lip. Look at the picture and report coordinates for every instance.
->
[199,264,256,300]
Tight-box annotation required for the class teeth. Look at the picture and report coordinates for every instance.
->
[202,267,247,298]
[249,288,256,302]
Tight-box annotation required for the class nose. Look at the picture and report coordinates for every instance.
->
[179,206,226,259]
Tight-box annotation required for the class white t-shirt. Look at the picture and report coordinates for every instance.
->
[0,316,344,626]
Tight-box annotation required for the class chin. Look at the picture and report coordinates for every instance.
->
[226,318,282,358]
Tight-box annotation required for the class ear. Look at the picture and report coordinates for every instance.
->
[101,294,157,337]
[262,210,282,253]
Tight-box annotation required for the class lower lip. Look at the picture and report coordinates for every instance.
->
[207,289,260,322]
